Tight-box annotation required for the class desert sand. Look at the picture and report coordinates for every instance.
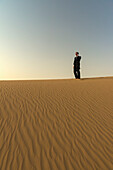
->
[0,77,113,170]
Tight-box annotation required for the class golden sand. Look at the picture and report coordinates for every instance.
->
[0,78,113,170]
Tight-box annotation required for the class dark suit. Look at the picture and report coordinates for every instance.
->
[73,56,81,79]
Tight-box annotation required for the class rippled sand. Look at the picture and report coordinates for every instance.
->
[0,78,113,170]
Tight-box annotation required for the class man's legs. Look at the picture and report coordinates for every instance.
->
[75,70,80,79]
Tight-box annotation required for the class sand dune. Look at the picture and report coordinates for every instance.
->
[0,78,113,170]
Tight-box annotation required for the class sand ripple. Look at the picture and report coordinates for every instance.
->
[0,78,113,170]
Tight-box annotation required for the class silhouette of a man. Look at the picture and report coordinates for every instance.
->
[73,52,81,79]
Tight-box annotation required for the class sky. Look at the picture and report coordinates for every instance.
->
[0,0,113,80]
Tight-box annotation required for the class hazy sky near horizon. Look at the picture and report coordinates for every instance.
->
[0,0,113,80]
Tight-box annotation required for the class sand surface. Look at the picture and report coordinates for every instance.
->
[0,78,113,170]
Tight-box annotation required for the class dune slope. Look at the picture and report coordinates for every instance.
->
[0,78,113,170]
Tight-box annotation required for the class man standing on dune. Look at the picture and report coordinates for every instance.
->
[73,52,81,79]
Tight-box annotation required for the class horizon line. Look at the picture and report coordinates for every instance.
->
[0,76,113,81]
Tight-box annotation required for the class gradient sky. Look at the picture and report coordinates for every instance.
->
[0,0,113,80]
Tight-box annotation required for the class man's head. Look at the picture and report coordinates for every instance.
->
[75,52,79,56]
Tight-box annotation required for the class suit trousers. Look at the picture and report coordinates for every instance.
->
[74,70,80,79]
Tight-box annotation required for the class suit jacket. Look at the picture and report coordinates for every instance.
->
[74,56,81,70]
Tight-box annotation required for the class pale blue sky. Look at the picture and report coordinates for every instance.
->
[0,0,113,80]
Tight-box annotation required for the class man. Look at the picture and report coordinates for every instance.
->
[73,52,81,79]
